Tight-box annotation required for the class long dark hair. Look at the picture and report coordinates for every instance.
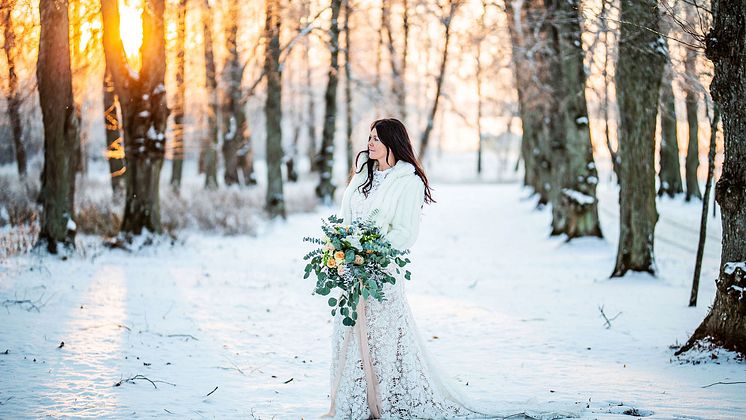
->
[354,118,435,204]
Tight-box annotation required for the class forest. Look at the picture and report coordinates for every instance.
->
[0,0,744,418]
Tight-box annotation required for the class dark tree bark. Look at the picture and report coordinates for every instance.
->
[102,0,170,236]
[343,0,354,176]
[678,0,746,356]
[202,0,219,189]
[611,0,665,277]
[265,0,286,218]
[315,0,342,205]
[36,0,79,253]
[2,0,26,177]
[103,66,126,195]
[221,0,256,186]
[419,1,459,162]
[505,0,553,206]
[684,53,702,199]
[689,103,719,307]
[170,0,187,191]
[658,56,683,198]
[546,0,602,239]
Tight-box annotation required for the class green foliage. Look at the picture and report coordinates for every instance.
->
[302,213,412,327]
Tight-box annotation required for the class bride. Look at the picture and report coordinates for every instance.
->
[323,118,583,419]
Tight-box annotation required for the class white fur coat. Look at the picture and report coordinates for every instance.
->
[338,155,426,250]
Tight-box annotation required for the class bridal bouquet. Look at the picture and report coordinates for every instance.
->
[303,212,411,327]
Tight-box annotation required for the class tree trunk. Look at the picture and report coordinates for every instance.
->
[549,0,602,239]
[305,2,319,173]
[202,0,219,189]
[343,0,354,176]
[1,0,26,177]
[382,0,407,120]
[678,0,746,356]
[102,0,169,236]
[222,0,256,186]
[689,103,719,307]
[611,0,664,277]
[315,0,342,205]
[684,51,702,199]
[419,1,459,162]
[504,0,552,206]
[170,0,187,191]
[103,66,126,195]
[36,0,79,253]
[476,0,486,175]
[658,58,683,198]
[265,0,286,218]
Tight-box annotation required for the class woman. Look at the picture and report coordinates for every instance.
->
[324,119,581,419]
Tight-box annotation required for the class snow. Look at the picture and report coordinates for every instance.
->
[138,110,150,118]
[723,262,746,276]
[146,126,158,140]
[152,84,166,95]
[562,188,595,205]
[224,116,237,141]
[66,217,76,232]
[575,116,588,125]
[0,175,744,418]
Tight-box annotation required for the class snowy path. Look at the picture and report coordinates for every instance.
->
[1,183,744,419]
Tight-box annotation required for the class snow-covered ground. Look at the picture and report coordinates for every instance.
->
[1,179,744,419]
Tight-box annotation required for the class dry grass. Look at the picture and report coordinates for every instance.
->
[0,168,319,258]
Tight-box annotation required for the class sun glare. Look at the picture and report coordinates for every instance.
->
[118,0,143,65]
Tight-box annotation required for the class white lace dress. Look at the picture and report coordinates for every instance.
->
[325,168,583,420]
[326,168,476,419]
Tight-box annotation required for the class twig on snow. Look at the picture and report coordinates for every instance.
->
[702,381,746,388]
[205,386,219,397]
[114,374,176,389]
[598,305,622,329]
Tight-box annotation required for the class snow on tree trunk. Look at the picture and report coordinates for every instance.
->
[547,0,602,239]
[103,66,126,195]
[678,0,746,356]
[316,0,342,205]
[658,55,683,198]
[264,0,286,218]
[102,0,169,236]
[202,0,219,190]
[36,0,79,254]
[2,0,26,178]
[170,0,187,191]
[221,0,256,186]
[611,0,664,277]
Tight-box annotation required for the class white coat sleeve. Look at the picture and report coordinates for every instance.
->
[385,176,426,250]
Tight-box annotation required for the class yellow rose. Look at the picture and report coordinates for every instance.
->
[327,258,337,268]
[354,255,364,265]
[334,251,345,261]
